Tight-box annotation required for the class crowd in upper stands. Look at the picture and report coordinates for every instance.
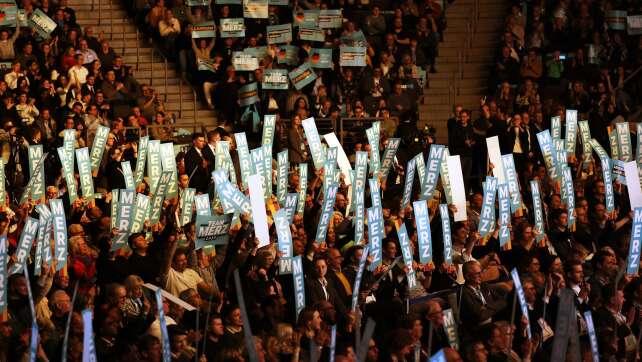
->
[0,0,641,361]
[125,0,442,142]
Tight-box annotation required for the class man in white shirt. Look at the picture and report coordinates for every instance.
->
[164,248,218,298]
[159,9,181,56]
[4,61,27,89]
[566,261,590,305]
[68,54,88,87]
[76,39,99,65]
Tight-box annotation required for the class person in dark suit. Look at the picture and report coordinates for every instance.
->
[201,129,220,172]
[360,67,390,115]
[325,248,352,308]
[501,113,530,175]
[184,132,211,193]
[458,260,512,336]
[105,146,126,190]
[305,257,348,319]
[287,114,307,164]
[81,74,98,98]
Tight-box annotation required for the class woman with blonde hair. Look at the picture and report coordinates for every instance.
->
[122,275,149,319]
[266,323,301,362]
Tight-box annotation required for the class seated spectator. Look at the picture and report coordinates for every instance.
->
[459,261,512,334]
[520,48,543,80]
[76,38,99,65]
[68,54,88,88]
[4,61,27,90]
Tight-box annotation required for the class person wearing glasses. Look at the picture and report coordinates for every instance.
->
[459,261,513,335]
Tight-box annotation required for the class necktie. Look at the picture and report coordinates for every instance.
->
[320,278,329,300]
[476,287,487,305]
[335,271,352,295]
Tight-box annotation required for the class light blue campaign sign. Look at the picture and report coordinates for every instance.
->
[536,130,559,180]
[315,184,338,243]
[478,177,497,237]
[275,209,293,274]
[627,207,642,275]
[413,200,433,264]
[292,256,305,318]
[301,117,326,169]
[422,144,444,199]
[497,184,511,248]
[354,152,368,244]
[379,138,398,180]
[530,181,545,241]
[511,269,532,339]
[283,193,298,223]
[584,311,600,362]
[276,151,288,205]
[501,154,521,212]
[297,164,307,216]
[397,223,416,288]
[351,246,369,310]
[401,158,415,208]
[439,204,452,264]
[367,206,383,271]
[562,165,575,227]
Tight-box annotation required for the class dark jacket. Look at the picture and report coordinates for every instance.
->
[184,147,210,193]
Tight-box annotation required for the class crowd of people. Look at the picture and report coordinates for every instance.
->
[124,0,442,136]
[0,0,641,362]
[448,0,642,196]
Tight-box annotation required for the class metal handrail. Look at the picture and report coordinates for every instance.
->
[122,18,126,57]
[179,78,183,119]
[110,0,114,40]
[149,46,154,86]
[164,58,168,102]
[466,20,472,51]
[453,0,481,106]
[471,0,479,32]
[135,28,140,70]
[456,49,464,79]
[117,0,225,132]
[452,73,457,101]
[193,89,197,123]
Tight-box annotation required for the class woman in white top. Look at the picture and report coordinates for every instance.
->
[15,93,39,125]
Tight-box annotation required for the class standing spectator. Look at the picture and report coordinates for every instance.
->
[158,9,181,59]
[449,109,474,195]
[184,132,210,193]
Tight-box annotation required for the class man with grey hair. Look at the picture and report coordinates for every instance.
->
[459,261,512,334]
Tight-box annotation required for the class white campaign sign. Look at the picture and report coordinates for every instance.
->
[624,161,642,209]
[248,174,270,248]
[323,132,353,185]
[486,136,506,183]
[447,155,467,221]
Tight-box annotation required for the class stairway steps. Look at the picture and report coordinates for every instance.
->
[64,1,225,129]
[73,9,128,18]
[419,0,507,144]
